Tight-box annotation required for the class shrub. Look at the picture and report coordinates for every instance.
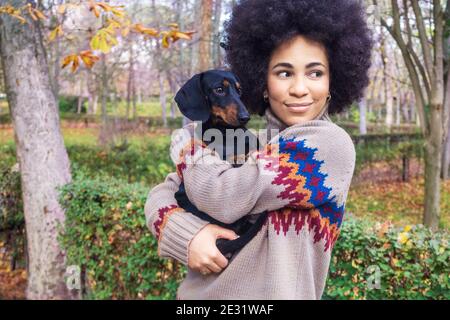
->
[67,138,174,186]
[58,177,449,300]
[59,96,86,114]
[58,174,184,300]
[324,216,449,300]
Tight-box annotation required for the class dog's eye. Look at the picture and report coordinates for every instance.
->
[213,87,226,96]
[237,88,242,96]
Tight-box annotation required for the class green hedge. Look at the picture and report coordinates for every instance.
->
[0,139,175,233]
[57,176,449,300]
[324,217,449,299]
[58,174,184,300]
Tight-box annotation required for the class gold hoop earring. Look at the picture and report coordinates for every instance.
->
[326,93,331,103]
[263,92,269,103]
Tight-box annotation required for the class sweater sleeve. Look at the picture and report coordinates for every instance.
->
[174,121,355,225]
[144,172,210,266]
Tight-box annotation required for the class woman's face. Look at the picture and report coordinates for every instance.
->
[266,35,330,126]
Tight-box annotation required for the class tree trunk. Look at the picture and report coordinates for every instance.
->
[424,130,441,231]
[212,0,222,68]
[159,72,167,127]
[126,42,134,120]
[0,2,76,299]
[359,98,367,134]
[166,70,178,118]
[199,0,213,71]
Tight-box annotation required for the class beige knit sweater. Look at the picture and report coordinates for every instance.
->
[144,107,355,299]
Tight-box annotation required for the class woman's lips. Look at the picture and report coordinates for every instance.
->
[285,103,313,112]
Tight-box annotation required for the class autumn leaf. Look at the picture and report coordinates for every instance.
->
[161,33,170,48]
[171,30,195,42]
[111,7,125,18]
[0,5,26,23]
[49,25,63,42]
[11,13,26,24]
[79,50,99,69]
[88,0,100,18]
[132,24,159,37]
[107,17,121,30]
[26,4,46,21]
[61,54,80,73]
[90,28,118,53]
[96,2,113,11]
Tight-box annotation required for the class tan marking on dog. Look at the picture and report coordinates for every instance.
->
[225,104,238,124]
[211,104,239,125]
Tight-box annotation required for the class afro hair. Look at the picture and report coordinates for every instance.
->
[220,0,373,116]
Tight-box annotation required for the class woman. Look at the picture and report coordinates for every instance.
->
[145,0,372,299]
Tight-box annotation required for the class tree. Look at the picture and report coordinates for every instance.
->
[374,0,449,230]
[0,0,195,299]
[199,0,213,71]
[0,0,76,299]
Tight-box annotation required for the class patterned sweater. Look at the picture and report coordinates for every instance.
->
[144,107,355,299]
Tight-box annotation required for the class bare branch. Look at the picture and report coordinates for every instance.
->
[411,0,434,83]
[403,0,432,98]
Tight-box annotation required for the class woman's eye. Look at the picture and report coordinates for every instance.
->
[277,71,291,78]
[214,87,225,95]
[309,71,323,78]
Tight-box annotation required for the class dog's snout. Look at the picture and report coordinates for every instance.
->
[239,115,250,125]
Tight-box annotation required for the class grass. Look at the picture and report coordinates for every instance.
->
[347,177,450,229]
[0,97,181,119]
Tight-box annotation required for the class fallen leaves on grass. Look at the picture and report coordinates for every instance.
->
[347,177,450,229]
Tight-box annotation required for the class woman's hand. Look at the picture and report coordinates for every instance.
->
[188,224,239,275]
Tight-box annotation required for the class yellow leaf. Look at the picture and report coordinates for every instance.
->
[90,29,117,53]
[161,33,170,48]
[111,8,125,18]
[49,25,63,42]
[403,225,412,232]
[397,232,409,244]
[107,17,121,29]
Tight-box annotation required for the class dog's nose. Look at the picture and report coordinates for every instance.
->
[239,116,250,125]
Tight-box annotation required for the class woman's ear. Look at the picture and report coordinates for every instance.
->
[174,73,211,122]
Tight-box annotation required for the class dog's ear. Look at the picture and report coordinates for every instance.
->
[175,73,210,122]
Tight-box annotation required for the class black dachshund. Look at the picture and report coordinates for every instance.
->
[174,69,268,259]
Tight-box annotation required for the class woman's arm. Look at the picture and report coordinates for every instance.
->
[144,172,210,266]
[172,121,356,225]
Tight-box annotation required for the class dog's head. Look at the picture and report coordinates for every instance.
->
[174,70,250,127]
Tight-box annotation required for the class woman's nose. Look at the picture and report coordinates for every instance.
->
[289,76,309,96]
